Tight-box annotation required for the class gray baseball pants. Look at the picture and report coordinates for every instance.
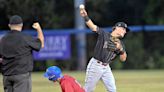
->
[3,72,32,92]
[84,58,116,92]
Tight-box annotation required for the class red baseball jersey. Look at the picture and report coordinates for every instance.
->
[59,75,85,92]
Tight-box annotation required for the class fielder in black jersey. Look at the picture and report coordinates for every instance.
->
[80,5,130,92]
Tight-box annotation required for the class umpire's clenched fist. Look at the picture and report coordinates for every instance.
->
[32,22,42,31]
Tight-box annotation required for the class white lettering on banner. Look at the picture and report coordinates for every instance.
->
[33,35,71,60]
[43,36,68,51]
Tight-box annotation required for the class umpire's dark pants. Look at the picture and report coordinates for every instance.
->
[3,72,31,92]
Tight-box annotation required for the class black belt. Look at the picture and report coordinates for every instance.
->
[97,60,108,66]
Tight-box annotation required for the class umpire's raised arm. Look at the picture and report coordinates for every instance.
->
[79,5,98,32]
[32,22,44,48]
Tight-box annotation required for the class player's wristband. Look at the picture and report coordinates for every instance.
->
[119,50,125,55]
[84,16,90,22]
[119,47,126,55]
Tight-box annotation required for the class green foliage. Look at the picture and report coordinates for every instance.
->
[0,0,74,29]
[144,0,164,24]
[110,31,164,69]
[124,32,145,69]
[157,56,164,68]
[0,0,164,70]
[3,0,57,28]
[86,0,148,26]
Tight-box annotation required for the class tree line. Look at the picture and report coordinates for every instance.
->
[0,0,164,70]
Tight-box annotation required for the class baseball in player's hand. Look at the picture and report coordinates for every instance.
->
[32,22,41,31]
[79,5,88,17]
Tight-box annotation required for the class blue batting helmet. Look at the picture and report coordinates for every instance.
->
[44,66,62,81]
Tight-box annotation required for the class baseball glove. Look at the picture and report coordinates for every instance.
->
[110,36,124,55]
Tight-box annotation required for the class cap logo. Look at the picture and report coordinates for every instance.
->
[118,24,121,27]
[49,75,56,79]
[124,24,127,28]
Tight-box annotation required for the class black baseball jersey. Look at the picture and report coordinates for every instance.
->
[0,30,41,75]
[93,27,125,63]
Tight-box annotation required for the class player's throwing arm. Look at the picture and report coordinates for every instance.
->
[79,4,97,32]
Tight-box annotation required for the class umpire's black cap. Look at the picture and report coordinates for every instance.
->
[114,22,130,32]
[9,15,23,25]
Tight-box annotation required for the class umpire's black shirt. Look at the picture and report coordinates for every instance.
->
[93,27,125,64]
[0,30,41,76]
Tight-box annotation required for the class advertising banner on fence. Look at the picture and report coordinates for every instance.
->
[33,34,71,60]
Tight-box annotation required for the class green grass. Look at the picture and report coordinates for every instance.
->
[0,70,164,92]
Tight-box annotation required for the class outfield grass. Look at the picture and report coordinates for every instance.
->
[0,70,164,92]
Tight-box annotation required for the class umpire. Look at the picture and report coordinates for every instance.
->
[0,15,44,92]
